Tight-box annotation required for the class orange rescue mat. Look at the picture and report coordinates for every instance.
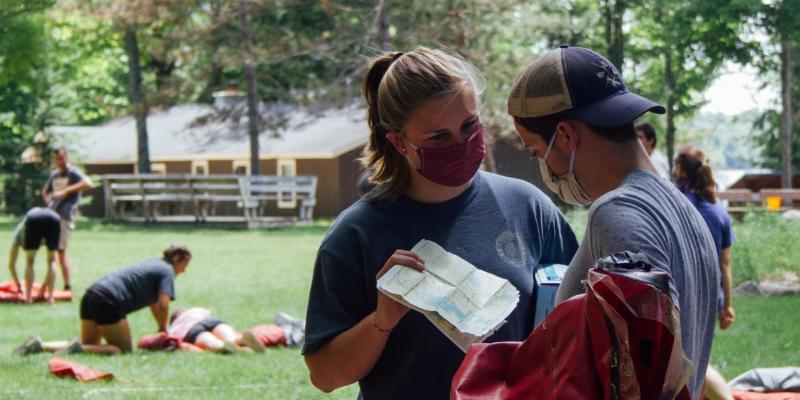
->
[48,357,113,382]
[452,253,694,400]
[0,282,72,303]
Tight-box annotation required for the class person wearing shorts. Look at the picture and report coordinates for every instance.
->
[168,307,263,353]
[41,147,92,292]
[14,245,191,356]
[7,207,61,304]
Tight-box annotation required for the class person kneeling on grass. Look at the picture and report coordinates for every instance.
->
[167,307,264,354]
[14,244,191,356]
[8,207,61,304]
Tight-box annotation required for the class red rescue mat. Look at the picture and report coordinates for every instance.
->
[0,282,72,303]
[48,357,113,382]
[137,332,183,351]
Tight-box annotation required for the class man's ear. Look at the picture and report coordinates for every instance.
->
[385,132,407,154]
[554,120,579,152]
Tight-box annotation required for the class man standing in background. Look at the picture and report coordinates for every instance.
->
[636,123,671,178]
[41,147,92,292]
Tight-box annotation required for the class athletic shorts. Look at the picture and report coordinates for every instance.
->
[58,219,73,250]
[23,210,61,251]
[184,317,225,344]
[79,287,126,325]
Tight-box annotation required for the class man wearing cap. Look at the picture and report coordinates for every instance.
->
[507,45,718,399]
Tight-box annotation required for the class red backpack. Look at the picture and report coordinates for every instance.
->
[452,252,694,400]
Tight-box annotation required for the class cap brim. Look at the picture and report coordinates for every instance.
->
[563,91,665,128]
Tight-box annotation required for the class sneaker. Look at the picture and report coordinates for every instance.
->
[13,336,43,356]
[275,312,305,331]
[240,331,265,353]
[281,325,305,347]
[55,338,83,355]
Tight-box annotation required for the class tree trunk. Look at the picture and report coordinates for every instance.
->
[239,0,260,176]
[602,0,625,72]
[665,51,677,178]
[372,0,390,51]
[124,27,150,174]
[780,37,793,188]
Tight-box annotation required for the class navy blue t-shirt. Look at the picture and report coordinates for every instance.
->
[682,191,735,310]
[681,192,734,258]
[91,258,176,315]
[303,171,578,399]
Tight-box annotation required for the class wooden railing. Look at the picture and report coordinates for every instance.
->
[102,174,317,227]
[717,188,800,215]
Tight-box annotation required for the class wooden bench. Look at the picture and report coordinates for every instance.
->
[759,188,800,210]
[717,188,800,217]
[102,174,318,227]
[717,189,760,218]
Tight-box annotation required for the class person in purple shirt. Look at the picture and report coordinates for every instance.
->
[674,145,735,328]
[674,145,736,400]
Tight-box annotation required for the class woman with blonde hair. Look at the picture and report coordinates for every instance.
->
[302,48,579,398]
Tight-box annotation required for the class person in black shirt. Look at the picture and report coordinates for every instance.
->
[13,245,191,356]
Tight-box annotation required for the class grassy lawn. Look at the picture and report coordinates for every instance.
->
[0,218,359,399]
[0,213,797,398]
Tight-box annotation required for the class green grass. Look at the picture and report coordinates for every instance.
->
[728,211,800,285]
[711,295,800,380]
[0,214,797,399]
[0,218,359,400]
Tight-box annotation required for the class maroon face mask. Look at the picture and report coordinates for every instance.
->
[406,124,486,187]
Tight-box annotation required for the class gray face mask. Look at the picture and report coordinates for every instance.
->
[538,131,592,206]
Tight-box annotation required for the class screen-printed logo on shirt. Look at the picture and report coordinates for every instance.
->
[495,230,527,268]
[53,177,69,191]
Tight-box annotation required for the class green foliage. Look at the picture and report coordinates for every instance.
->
[628,0,758,115]
[0,9,52,215]
[679,110,761,169]
[752,107,800,172]
[731,211,800,285]
[44,12,129,125]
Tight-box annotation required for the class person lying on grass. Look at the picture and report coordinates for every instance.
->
[7,207,61,304]
[139,308,306,353]
[13,244,191,356]
[166,307,264,354]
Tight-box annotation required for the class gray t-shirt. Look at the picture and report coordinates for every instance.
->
[45,165,87,221]
[91,258,176,315]
[556,169,719,400]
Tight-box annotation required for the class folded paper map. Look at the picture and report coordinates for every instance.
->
[376,239,520,352]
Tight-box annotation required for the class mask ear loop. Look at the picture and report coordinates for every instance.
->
[568,146,576,174]
[542,131,559,160]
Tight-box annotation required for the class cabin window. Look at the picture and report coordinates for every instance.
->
[151,163,167,176]
[232,160,250,176]
[191,160,209,175]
